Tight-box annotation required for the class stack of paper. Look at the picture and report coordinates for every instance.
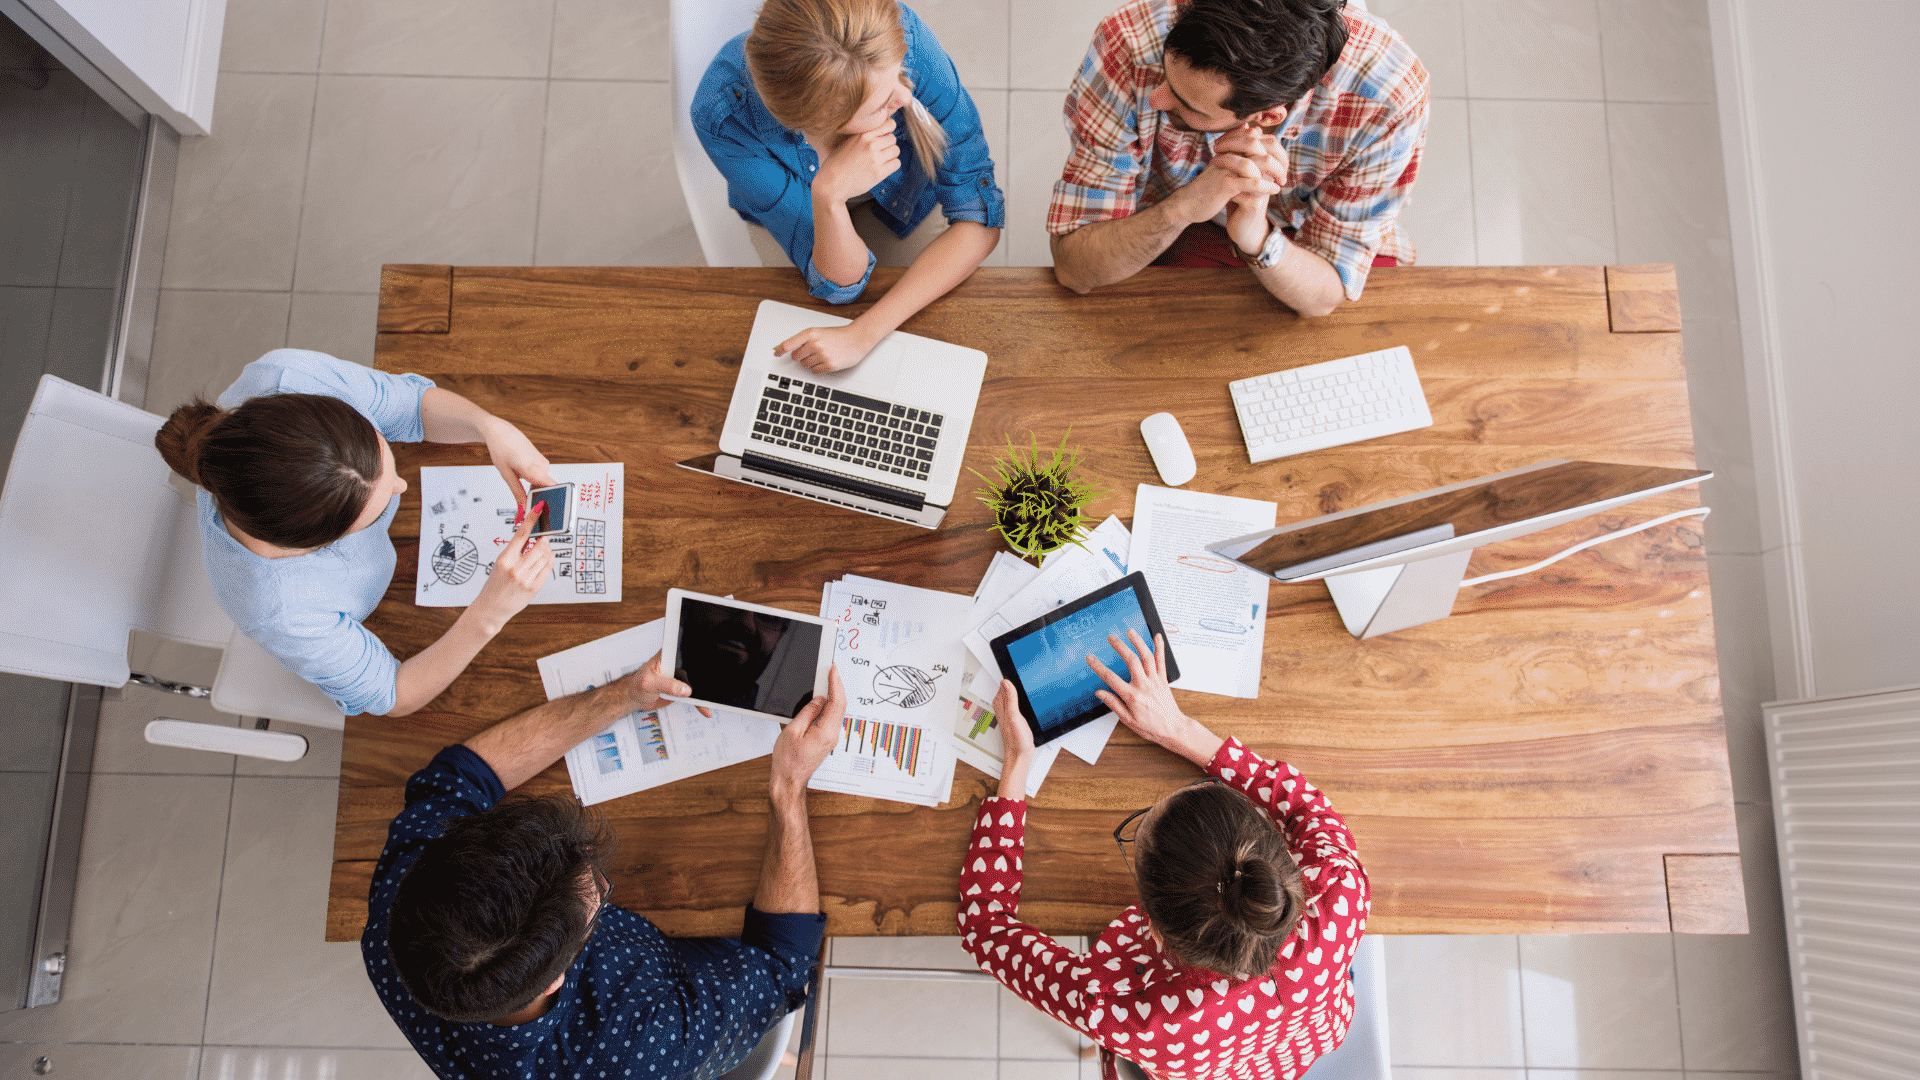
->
[957,516,1135,768]
[811,575,969,807]
[946,553,1055,796]
[540,619,781,806]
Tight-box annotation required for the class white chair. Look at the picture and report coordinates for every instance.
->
[670,0,768,268]
[0,374,346,759]
[1300,934,1391,1080]
[718,1007,798,1080]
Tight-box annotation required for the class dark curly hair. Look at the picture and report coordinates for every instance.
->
[1165,0,1350,118]
[1135,781,1306,977]
[386,795,614,1023]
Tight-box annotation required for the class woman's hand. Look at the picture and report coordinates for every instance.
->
[469,507,554,628]
[1087,629,1225,767]
[481,417,554,509]
[813,120,901,203]
[774,322,883,374]
[992,679,1038,800]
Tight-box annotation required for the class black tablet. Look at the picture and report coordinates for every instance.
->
[989,572,1179,746]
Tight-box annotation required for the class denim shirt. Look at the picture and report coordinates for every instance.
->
[692,3,1005,303]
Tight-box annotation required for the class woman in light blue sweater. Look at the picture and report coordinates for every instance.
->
[155,349,554,717]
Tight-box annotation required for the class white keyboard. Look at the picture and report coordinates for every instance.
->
[1229,345,1432,463]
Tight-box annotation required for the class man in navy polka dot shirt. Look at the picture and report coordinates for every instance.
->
[361,654,847,1080]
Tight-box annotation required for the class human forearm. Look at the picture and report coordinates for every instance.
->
[753,783,819,914]
[385,605,509,716]
[463,674,653,791]
[1049,201,1188,293]
[420,387,508,443]
[810,191,872,288]
[847,222,998,343]
[1248,234,1346,318]
[996,749,1033,801]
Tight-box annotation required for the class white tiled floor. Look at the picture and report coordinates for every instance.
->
[5,1,1801,1078]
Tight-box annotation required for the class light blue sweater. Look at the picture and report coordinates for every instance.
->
[199,349,433,716]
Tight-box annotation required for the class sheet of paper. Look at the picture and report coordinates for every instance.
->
[808,577,971,807]
[948,690,1059,797]
[962,515,1132,702]
[967,551,1042,628]
[417,464,623,607]
[1128,484,1278,698]
[539,619,781,806]
[1053,713,1119,765]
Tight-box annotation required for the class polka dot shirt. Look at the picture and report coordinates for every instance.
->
[956,738,1370,1080]
[362,746,826,1080]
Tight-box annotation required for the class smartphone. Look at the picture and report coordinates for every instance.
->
[525,482,574,538]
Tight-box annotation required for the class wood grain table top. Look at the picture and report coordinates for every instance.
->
[327,264,1744,942]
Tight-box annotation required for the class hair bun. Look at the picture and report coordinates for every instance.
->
[1223,857,1290,936]
[153,399,226,486]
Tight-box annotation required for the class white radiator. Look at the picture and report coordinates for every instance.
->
[1764,685,1920,1080]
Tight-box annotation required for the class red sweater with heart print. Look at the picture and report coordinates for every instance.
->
[956,738,1369,1080]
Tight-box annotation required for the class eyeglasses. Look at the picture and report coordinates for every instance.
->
[581,861,614,942]
[1113,776,1225,875]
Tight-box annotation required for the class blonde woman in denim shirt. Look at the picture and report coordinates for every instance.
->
[694,0,1004,373]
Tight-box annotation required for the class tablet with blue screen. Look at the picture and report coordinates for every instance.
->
[989,572,1179,746]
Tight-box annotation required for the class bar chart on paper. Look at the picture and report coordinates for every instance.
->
[840,716,928,777]
[808,575,971,806]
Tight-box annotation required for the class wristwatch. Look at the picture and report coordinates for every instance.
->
[1234,223,1288,270]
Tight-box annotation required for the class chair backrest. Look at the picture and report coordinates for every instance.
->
[1300,934,1391,1080]
[670,0,768,268]
[0,375,230,687]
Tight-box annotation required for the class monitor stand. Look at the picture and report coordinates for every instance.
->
[1323,548,1474,638]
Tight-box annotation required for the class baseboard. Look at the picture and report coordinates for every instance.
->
[1706,0,1816,701]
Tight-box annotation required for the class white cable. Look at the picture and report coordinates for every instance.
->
[1458,507,1711,588]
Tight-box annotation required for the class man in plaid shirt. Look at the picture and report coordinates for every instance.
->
[1048,0,1428,316]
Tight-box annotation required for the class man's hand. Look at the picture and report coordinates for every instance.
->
[774,323,882,374]
[814,121,901,203]
[770,666,847,796]
[1213,123,1287,186]
[480,417,555,510]
[1166,150,1279,227]
[627,653,711,717]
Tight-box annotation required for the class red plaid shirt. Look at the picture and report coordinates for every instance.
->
[1049,0,1429,299]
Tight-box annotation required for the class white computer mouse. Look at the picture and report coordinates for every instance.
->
[1140,412,1196,486]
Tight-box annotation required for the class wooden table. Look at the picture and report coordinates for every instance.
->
[326,264,1745,942]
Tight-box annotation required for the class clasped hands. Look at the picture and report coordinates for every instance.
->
[1172,122,1289,259]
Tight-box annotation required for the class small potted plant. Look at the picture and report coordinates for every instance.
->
[975,433,1104,560]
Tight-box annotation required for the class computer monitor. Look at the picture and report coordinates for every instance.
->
[1207,459,1711,638]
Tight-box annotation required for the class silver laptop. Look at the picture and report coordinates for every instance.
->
[678,299,987,529]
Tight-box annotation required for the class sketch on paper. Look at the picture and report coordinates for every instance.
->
[415,464,624,607]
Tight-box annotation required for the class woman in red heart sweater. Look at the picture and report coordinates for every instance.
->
[958,629,1369,1080]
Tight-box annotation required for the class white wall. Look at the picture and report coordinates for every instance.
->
[1711,1,1920,700]
[23,0,224,134]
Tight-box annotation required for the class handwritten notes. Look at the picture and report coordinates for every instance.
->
[415,464,623,607]
[1129,485,1276,698]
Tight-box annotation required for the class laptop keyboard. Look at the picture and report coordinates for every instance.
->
[751,374,942,482]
